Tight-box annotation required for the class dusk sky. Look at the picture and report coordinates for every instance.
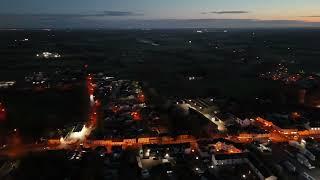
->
[1,0,320,28]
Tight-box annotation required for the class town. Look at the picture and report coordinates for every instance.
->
[1,65,320,180]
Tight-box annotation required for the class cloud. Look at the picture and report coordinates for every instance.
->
[0,11,143,18]
[301,15,320,18]
[202,11,249,15]
[98,11,143,16]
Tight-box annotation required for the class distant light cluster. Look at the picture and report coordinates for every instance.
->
[260,63,289,81]
[0,81,16,88]
[36,52,61,59]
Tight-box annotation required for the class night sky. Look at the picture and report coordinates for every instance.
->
[1,0,320,28]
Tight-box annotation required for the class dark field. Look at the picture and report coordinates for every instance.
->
[1,28,320,97]
[0,86,88,139]
[0,28,320,136]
